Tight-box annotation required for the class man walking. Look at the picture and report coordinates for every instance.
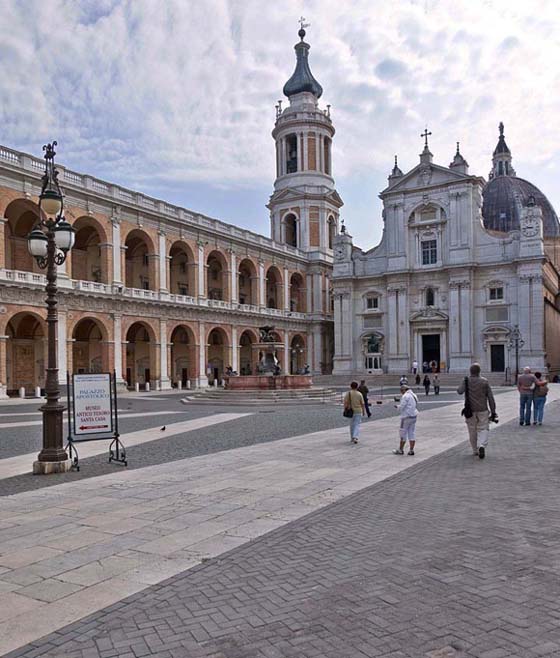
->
[358,380,372,418]
[393,384,419,456]
[518,366,537,426]
[457,363,497,459]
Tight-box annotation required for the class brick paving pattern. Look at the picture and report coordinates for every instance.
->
[5,401,560,658]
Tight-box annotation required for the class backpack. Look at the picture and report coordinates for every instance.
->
[534,382,549,397]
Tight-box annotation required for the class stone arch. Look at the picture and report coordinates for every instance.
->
[4,199,41,273]
[169,323,197,387]
[290,333,307,375]
[124,229,157,291]
[125,321,157,389]
[5,311,46,395]
[266,265,283,309]
[71,216,109,284]
[283,212,298,248]
[239,328,258,375]
[71,317,110,374]
[169,240,196,297]
[206,250,229,301]
[289,272,306,312]
[207,326,229,385]
[238,258,258,306]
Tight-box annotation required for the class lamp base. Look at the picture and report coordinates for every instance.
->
[33,459,72,475]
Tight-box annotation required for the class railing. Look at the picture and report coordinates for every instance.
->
[0,268,321,321]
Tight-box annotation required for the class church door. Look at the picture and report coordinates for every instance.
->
[422,334,440,371]
[490,344,505,372]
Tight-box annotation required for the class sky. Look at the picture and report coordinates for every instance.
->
[1,0,559,250]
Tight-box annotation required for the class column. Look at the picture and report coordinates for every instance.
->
[306,273,313,313]
[231,326,238,372]
[315,134,320,173]
[324,277,330,314]
[0,335,8,398]
[158,231,168,293]
[0,218,6,269]
[397,288,408,357]
[312,326,322,374]
[297,133,303,171]
[57,311,67,384]
[198,321,208,387]
[313,273,323,316]
[258,260,265,307]
[303,131,308,170]
[387,290,398,357]
[281,138,286,176]
[283,267,290,310]
[113,314,125,384]
[341,293,352,357]
[449,283,461,356]
[230,250,238,303]
[197,241,206,299]
[159,319,171,389]
[460,283,472,354]
[112,219,122,284]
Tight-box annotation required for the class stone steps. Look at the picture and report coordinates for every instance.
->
[314,373,510,388]
[181,387,341,406]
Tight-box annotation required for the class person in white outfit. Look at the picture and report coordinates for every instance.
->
[393,385,419,456]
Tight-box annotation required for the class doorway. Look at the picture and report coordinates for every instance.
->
[490,344,505,372]
[422,334,440,371]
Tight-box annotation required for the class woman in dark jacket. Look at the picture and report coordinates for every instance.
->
[423,374,431,396]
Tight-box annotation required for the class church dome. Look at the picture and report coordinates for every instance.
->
[481,122,560,237]
[283,28,323,99]
[482,176,560,237]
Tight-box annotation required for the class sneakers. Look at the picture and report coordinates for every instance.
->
[520,421,525,426]
[392,448,404,455]
[351,437,359,444]
[407,450,414,456]
[478,446,485,459]
[538,422,542,426]
[472,451,478,456]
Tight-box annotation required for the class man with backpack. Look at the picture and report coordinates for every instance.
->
[457,363,497,459]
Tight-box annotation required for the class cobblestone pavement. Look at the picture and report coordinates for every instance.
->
[5,396,560,658]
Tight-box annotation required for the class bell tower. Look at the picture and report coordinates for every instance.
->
[268,24,343,254]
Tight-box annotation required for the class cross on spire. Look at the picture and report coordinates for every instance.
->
[421,127,432,149]
[299,16,310,30]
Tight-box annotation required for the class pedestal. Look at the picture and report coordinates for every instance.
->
[33,459,72,474]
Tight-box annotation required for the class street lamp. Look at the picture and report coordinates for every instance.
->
[28,142,75,474]
[508,324,525,385]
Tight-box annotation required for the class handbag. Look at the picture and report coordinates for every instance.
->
[461,376,473,419]
[343,408,354,418]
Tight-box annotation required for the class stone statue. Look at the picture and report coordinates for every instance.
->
[259,326,276,342]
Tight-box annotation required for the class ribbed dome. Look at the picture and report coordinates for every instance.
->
[482,176,560,237]
[283,30,323,99]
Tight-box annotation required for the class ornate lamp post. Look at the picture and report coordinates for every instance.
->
[28,142,75,474]
[508,324,525,385]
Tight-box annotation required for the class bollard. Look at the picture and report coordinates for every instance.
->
[135,382,140,392]
[35,386,41,398]
[213,379,218,388]
[19,386,25,399]
[177,381,182,391]
[145,382,150,392]
[186,380,191,390]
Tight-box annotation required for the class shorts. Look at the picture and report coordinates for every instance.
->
[400,416,417,441]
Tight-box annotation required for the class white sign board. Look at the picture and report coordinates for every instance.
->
[72,373,113,436]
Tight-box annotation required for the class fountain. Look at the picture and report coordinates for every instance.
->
[224,326,312,390]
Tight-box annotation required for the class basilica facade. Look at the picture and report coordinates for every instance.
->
[0,27,338,397]
[332,126,560,378]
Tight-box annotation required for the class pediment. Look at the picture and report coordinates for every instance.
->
[268,187,344,208]
[381,163,473,196]
[409,308,449,322]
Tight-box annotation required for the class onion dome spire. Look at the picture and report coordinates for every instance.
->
[283,23,323,99]
[493,121,510,156]
[490,121,515,178]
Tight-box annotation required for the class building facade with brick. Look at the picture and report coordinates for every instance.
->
[0,28,339,397]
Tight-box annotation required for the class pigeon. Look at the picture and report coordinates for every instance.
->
[161,426,166,431]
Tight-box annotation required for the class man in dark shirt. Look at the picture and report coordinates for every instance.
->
[457,363,497,459]
[358,380,371,418]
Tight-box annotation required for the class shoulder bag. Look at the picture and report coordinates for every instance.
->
[461,376,473,418]
[343,392,354,418]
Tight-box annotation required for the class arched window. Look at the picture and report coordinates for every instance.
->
[284,214,298,247]
[425,288,435,307]
[286,134,298,173]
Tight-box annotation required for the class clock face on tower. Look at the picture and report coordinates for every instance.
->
[522,221,539,238]
[334,245,346,261]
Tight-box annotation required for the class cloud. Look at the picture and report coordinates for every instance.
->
[0,0,559,249]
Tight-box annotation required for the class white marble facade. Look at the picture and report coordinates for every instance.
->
[332,139,559,377]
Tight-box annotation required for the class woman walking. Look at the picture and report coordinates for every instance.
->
[532,371,549,425]
[423,374,431,396]
[433,374,440,395]
[343,381,365,444]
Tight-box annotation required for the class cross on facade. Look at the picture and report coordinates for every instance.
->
[421,127,432,149]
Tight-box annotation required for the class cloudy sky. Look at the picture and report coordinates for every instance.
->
[1,0,558,249]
